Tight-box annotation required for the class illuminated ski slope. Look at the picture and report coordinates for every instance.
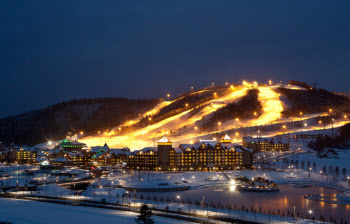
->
[252,86,284,126]
[81,82,320,149]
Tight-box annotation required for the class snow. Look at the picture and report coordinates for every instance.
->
[158,136,171,143]
[0,198,194,224]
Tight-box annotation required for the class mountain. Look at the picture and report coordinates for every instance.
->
[0,98,160,146]
[1,80,350,147]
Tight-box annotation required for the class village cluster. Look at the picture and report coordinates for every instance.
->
[0,133,291,171]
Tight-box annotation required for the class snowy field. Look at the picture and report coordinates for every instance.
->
[0,198,195,224]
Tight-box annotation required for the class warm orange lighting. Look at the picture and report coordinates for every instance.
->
[225,82,228,85]
[167,94,170,97]
[98,131,100,134]
[190,141,193,144]
[319,120,322,124]
[300,112,303,115]
[104,132,107,134]
[194,126,198,130]
[254,112,257,116]
[345,115,348,118]
[118,128,121,130]
[235,118,239,121]
[268,80,272,85]
[214,92,217,96]
[282,125,286,129]
[218,122,221,126]
[80,131,83,134]
[329,109,332,112]
[230,85,234,89]
[148,117,152,121]
[235,132,239,136]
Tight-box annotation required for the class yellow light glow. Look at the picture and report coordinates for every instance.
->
[252,87,283,126]
[80,80,328,150]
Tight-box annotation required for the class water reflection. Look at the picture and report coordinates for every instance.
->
[229,185,236,191]
[138,184,350,222]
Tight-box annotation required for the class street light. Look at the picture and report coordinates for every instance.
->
[167,94,170,101]
[282,125,286,136]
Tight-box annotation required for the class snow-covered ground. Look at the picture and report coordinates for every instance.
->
[0,198,195,224]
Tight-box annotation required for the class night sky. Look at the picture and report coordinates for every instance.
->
[1,1,350,118]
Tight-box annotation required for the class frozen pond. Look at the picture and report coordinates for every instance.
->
[136,184,350,222]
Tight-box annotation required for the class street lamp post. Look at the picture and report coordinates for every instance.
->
[293,205,296,224]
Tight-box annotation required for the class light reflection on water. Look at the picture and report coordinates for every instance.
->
[138,184,350,222]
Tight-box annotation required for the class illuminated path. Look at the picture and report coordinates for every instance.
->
[81,82,347,150]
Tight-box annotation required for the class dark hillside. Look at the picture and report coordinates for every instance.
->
[0,98,160,145]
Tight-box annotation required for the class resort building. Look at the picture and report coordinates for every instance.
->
[242,136,290,152]
[127,134,253,171]
[60,140,87,151]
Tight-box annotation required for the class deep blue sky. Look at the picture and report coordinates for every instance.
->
[1,1,350,118]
